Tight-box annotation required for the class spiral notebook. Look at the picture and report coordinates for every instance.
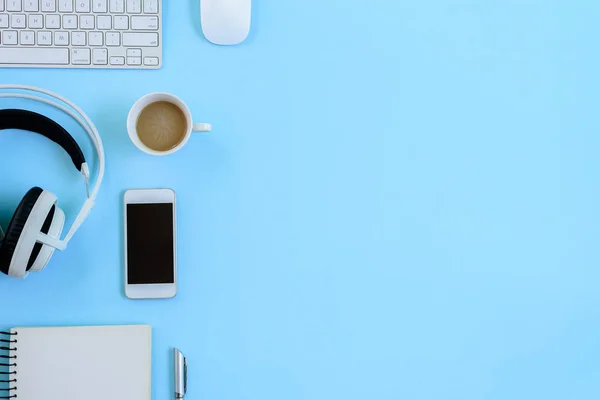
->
[0,325,151,400]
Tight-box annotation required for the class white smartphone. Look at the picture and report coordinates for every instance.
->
[124,188,177,299]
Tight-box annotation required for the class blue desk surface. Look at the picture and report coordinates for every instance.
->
[1,2,599,399]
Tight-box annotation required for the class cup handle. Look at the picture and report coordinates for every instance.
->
[193,122,212,132]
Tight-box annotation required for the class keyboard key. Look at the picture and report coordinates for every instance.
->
[41,0,56,12]
[62,14,76,28]
[88,30,102,45]
[105,31,119,45]
[122,32,156,46]
[24,0,39,12]
[113,15,127,29]
[38,31,52,44]
[28,14,42,28]
[20,30,35,44]
[54,30,68,44]
[0,0,4,11]
[143,56,158,66]
[2,30,17,44]
[6,0,20,11]
[126,0,139,13]
[92,48,106,64]
[142,0,156,13]
[127,56,140,65]
[0,13,7,28]
[131,15,156,30]
[75,0,88,12]
[0,47,69,64]
[109,55,124,65]
[108,0,122,12]
[80,14,93,29]
[71,30,85,45]
[10,13,25,28]
[96,15,110,29]
[71,48,90,64]
[58,0,72,11]
[126,48,139,56]
[92,0,105,12]
[45,14,60,28]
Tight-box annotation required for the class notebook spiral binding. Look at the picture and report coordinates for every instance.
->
[0,331,17,399]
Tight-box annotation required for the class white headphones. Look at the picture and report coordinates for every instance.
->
[0,84,105,278]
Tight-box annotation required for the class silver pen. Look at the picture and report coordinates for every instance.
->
[174,348,187,399]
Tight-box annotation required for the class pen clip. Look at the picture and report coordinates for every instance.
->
[183,356,187,395]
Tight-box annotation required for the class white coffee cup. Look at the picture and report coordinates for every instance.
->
[127,92,212,156]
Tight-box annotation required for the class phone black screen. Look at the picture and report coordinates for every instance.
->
[126,203,174,284]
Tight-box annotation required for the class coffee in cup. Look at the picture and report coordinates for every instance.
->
[136,101,188,151]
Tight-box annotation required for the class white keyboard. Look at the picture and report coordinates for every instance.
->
[0,0,161,69]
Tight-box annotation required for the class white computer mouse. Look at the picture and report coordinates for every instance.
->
[201,0,252,45]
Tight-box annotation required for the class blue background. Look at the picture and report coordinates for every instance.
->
[1,1,599,399]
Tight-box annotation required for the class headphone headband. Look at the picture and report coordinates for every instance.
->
[0,109,86,171]
[0,84,105,246]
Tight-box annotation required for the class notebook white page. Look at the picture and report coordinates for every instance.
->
[9,325,151,400]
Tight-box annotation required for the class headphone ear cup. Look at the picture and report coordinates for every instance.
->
[0,187,58,278]
[0,187,44,277]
